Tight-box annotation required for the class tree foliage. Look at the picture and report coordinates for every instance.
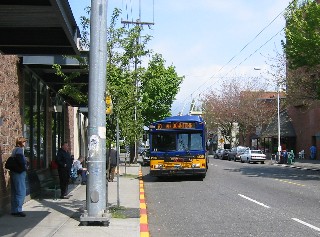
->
[283,0,320,69]
[141,54,184,126]
[283,0,320,104]
[61,8,183,148]
[202,78,278,146]
[286,65,320,105]
[104,9,183,146]
[52,62,88,105]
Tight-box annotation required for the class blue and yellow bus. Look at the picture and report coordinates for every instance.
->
[149,115,208,178]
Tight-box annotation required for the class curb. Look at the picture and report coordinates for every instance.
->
[271,163,320,171]
[139,169,150,237]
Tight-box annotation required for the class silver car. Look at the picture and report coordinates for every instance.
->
[228,146,248,161]
[240,149,266,164]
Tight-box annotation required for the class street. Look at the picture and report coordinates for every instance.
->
[142,157,320,237]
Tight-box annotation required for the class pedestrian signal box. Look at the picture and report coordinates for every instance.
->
[106,95,113,115]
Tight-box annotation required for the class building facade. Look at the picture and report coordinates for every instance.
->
[0,55,88,214]
[288,102,320,159]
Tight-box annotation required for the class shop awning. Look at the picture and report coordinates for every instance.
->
[260,111,296,138]
[22,54,89,107]
[0,0,80,55]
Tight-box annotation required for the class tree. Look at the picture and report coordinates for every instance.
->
[105,9,148,147]
[60,8,183,161]
[202,78,277,147]
[283,0,320,104]
[140,54,184,126]
[237,89,278,145]
[203,80,240,146]
[283,0,320,70]
[104,10,183,150]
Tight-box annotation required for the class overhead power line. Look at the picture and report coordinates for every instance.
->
[177,1,294,114]
[208,27,285,90]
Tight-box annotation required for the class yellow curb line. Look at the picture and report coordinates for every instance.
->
[139,167,150,237]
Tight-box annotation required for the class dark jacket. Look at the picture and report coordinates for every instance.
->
[11,147,27,171]
[56,148,72,170]
[109,148,117,167]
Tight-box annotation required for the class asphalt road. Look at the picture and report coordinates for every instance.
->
[142,157,320,237]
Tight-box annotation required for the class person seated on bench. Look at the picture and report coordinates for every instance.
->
[73,156,87,185]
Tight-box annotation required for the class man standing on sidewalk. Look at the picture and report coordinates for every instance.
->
[310,145,317,160]
[108,145,117,182]
[56,142,73,198]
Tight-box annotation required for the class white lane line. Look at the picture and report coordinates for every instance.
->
[238,194,270,208]
[292,218,320,232]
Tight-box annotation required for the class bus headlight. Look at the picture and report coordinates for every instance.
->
[192,163,200,168]
[155,164,163,169]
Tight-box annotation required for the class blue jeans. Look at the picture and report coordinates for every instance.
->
[80,170,87,182]
[10,171,26,213]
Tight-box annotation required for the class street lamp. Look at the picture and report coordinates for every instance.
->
[254,67,280,161]
[277,87,281,163]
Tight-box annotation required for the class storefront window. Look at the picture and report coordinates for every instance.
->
[51,96,65,160]
[38,82,46,168]
[32,76,38,168]
[23,72,47,170]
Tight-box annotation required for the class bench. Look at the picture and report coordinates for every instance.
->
[37,169,60,199]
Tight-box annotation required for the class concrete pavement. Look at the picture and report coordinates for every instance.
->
[0,162,142,237]
[1,154,319,237]
[271,158,320,171]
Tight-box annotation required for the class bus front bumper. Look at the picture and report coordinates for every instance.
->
[150,168,206,177]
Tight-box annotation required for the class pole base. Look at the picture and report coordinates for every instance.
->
[80,210,111,226]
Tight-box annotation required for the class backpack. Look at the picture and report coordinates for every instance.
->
[5,155,25,173]
[50,160,58,169]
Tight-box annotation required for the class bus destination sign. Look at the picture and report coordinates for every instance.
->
[156,122,196,130]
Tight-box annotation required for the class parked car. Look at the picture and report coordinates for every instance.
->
[228,146,248,161]
[240,149,266,164]
[220,149,231,160]
[214,149,224,159]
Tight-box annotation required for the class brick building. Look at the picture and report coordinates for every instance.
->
[287,102,320,159]
[0,1,88,215]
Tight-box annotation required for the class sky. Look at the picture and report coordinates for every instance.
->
[68,0,292,115]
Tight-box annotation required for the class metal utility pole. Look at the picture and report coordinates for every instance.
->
[116,117,120,207]
[121,18,154,164]
[80,0,110,226]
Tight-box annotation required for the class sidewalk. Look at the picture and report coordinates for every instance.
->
[0,163,141,237]
[270,158,320,171]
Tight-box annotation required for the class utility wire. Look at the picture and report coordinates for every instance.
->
[206,27,285,93]
[177,27,282,113]
[173,27,284,114]
[177,1,294,114]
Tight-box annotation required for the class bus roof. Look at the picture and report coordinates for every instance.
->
[153,115,204,124]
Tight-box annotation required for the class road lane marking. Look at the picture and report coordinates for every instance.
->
[292,218,320,232]
[275,179,305,187]
[238,194,270,208]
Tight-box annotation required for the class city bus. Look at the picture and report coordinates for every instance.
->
[148,115,208,179]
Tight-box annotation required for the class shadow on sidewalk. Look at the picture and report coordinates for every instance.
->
[0,210,51,236]
[0,195,84,236]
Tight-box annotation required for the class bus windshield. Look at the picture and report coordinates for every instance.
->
[152,132,203,152]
